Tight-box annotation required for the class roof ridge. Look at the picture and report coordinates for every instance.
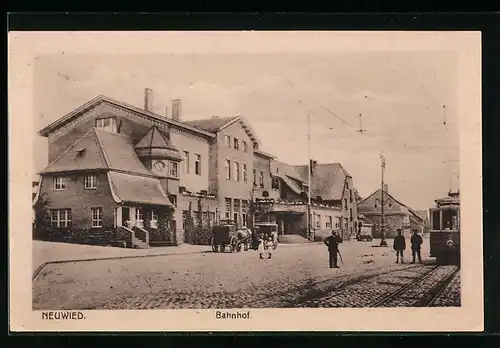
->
[39,95,216,138]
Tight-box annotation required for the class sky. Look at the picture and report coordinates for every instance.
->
[32,33,460,211]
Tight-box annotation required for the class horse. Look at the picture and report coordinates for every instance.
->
[236,228,253,251]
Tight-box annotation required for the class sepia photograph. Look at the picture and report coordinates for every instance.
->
[9,30,482,331]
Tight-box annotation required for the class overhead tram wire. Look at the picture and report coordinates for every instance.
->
[280,74,451,155]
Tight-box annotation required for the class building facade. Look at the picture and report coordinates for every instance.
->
[356,187,426,239]
[34,90,362,247]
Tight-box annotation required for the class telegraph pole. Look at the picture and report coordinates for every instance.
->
[357,113,367,134]
[380,153,388,246]
[306,111,312,241]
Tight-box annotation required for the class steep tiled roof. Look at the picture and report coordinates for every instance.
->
[184,115,261,148]
[39,128,155,177]
[294,163,348,201]
[134,126,183,161]
[271,160,306,183]
[357,189,425,222]
[134,126,172,149]
[415,210,428,221]
[40,128,109,174]
[94,128,155,176]
[108,171,173,206]
[183,116,239,132]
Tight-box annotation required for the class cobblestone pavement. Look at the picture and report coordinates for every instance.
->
[373,265,460,307]
[33,240,460,310]
[428,270,461,307]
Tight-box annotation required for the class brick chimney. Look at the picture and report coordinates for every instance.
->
[383,184,389,193]
[172,99,181,121]
[144,88,153,112]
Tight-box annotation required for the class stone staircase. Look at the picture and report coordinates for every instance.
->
[132,226,150,249]
[131,235,150,249]
[278,234,313,244]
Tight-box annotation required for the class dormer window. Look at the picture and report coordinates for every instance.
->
[225,135,231,148]
[234,138,239,150]
[242,141,248,152]
[96,117,117,133]
[76,148,86,158]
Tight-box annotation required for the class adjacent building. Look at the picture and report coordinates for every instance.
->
[356,187,426,238]
[33,89,361,247]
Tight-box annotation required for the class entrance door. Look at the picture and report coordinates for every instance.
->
[122,207,130,226]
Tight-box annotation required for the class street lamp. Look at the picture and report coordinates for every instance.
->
[380,153,388,246]
[306,111,312,241]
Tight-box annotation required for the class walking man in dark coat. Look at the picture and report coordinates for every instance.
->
[324,230,343,268]
[393,229,406,263]
[410,229,423,263]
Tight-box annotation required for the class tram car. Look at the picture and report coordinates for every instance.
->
[428,191,460,265]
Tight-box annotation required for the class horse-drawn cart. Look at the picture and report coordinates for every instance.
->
[210,223,252,253]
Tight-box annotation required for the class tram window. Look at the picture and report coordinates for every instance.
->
[442,209,455,230]
[432,211,440,230]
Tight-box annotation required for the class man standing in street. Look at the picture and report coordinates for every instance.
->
[393,229,406,263]
[410,229,423,263]
[324,230,343,268]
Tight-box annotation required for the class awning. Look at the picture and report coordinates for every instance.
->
[281,175,303,196]
[108,171,173,206]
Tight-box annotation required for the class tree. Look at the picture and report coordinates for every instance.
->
[185,201,195,244]
[353,188,363,203]
[33,193,53,240]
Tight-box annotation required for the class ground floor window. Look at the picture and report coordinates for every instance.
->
[182,210,188,230]
[225,198,232,219]
[150,210,158,228]
[315,214,321,229]
[51,209,72,228]
[136,208,144,228]
[242,213,247,227]
[326,216,333,229]
[91,207,102,228]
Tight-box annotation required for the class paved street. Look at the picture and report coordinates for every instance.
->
[33,238,460,310]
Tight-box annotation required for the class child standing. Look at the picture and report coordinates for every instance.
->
[258,234,265,259]
[264,237,274,259]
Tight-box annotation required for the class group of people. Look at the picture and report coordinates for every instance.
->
[322,228,424,268]
[393,228,423,264]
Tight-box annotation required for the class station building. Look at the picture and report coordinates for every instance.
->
[33,89,361,247]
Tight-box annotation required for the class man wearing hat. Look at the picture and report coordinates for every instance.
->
[410,229,423,263]
[393,229,406,263]
[324,230,343,268]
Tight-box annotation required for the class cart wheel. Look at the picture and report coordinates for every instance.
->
[220,244,225,253]
[236,242,242,252]
[211,238,217,252]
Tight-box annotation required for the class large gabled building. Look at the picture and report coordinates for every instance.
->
[33,92,219,247]
[356,187,426,238]
[34,88,363,247]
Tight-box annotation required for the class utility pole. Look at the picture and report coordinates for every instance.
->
[357,113,367,134]
[306,111,312,241]
[380,153,388,246]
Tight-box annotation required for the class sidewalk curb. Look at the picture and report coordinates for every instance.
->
[32,250,205,281]
[32,242,327,280]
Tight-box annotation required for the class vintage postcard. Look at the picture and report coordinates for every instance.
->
[9,30,482,332]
